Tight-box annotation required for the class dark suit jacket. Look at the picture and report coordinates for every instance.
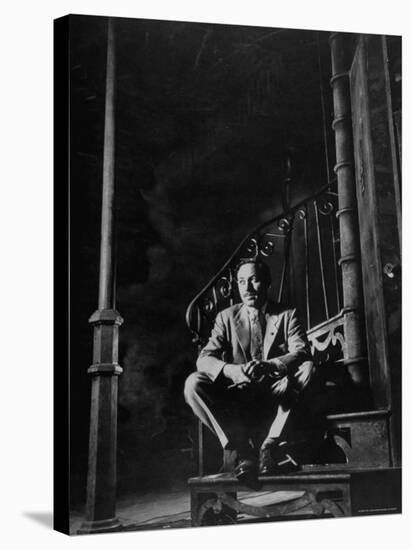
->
[197,302,311,381]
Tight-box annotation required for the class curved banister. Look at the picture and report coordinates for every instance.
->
[185,181,335,344]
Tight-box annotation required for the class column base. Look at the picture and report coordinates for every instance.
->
[77,516,123,534]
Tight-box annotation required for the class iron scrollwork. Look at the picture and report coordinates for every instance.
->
[203,297,214,315]
[317,199,334,216]
[296,208,307,220]
[185,182,339,348]
[277,216,292,233]
[217,274,233,299]
[245,237,258,258]
[260,239,275,257]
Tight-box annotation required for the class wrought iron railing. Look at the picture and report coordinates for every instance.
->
[186,180,346,367]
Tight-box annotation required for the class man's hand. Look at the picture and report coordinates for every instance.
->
[223,360,290,389]
[243,360,263,380]
[257,360,287,380]
[224,361,260,388]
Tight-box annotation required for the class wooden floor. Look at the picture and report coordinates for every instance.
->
[70,487,306,534]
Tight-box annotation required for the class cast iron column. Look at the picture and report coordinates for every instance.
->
[78,18,123,534]
[330,33,367,386]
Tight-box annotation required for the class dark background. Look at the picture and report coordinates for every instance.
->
[68,15,335,508]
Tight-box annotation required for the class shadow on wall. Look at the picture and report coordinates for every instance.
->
[114,154,286,495]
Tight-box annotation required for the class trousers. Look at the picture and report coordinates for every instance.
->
[184,371,294,451]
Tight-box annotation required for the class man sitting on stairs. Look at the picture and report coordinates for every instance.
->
[184,258,319,486]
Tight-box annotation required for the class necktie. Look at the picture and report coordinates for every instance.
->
[249,309,263,361]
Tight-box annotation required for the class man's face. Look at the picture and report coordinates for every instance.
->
[237,262,268,309]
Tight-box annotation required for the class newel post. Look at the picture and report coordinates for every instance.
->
[329,33,367,386]
[78,18,123,534]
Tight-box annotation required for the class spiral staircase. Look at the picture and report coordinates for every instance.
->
[185,33,401,526]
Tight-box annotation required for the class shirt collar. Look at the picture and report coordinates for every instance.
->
[246,301,268,317]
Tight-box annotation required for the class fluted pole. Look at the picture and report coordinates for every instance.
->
[78,18,123,534]
[330,33,367,386]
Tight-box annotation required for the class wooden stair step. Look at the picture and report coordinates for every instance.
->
[324,409,391,468]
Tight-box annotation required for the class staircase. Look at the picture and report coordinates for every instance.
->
[185,185,400,525]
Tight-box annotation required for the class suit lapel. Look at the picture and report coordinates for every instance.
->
[263,307,284,359]
[234,305,250,362]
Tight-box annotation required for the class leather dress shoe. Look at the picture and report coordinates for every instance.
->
[259,445,276,475]
[259,440,300,475]
[234,458,261,490]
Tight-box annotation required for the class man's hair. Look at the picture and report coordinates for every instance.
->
[234,258,271,286]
